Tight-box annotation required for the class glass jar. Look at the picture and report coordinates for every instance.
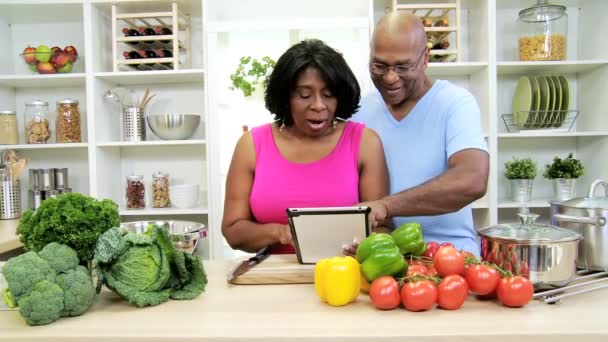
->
[518,0,568,61]
[56,99,81,143]
[24,100,51,144]
[151,171,171,208]
[126,175,145,209]
[0,110,19,144]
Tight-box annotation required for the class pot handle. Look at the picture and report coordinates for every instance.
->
[553,214,607,226]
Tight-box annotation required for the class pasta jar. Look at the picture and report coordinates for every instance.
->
[56,99,81,143]
[151,171,171,208]
[518,0,567,61]
[126,175,145,209]
[0,110,19,144]
[24,100,51,144]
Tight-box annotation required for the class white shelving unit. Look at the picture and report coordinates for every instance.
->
[1,0,608,260]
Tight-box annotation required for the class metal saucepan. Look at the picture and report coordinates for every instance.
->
[478,213,582,290]
[550,179,608,271]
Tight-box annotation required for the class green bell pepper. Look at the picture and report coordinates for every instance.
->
[391,222,427,256]
[356,233,407,282]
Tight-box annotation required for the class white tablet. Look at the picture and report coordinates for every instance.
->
[286,206,371,264]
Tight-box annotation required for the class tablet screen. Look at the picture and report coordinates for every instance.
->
[286,206,371,264]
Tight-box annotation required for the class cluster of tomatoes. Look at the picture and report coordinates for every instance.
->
[368,243,535,311]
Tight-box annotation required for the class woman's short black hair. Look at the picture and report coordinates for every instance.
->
[265,39,361,127]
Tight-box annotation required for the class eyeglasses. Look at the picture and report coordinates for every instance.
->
[370,47,427,77]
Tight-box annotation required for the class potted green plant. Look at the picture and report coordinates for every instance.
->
[543,153,584,200]
[229,56,276,98]
[505,157,537,202]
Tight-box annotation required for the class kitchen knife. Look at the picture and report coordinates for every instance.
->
[227,246,271,283]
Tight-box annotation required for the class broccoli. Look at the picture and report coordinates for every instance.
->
[55,265,96,317]
[38,242,79,274]
[1,243,96,326]
[2,252,55,301]
[17,280,64,326]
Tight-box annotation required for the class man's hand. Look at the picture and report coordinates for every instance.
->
[359,200,389,228]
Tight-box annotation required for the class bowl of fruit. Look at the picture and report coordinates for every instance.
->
[20,45,80,74]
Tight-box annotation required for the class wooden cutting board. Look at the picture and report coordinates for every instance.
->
[228,254,315,285]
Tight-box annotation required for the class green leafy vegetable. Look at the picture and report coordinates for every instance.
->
[17,192,120,262]
[543,153,584,179]
[2,243,96,326]
[93,224,207,308]
[504,157,537,179]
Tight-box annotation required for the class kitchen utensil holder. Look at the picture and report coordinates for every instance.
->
[502,110,579,132]
[54,168,69,189]
[122,107,146,141]
[1,179,21,219]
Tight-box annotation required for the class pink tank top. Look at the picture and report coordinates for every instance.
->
[250,121,364,254]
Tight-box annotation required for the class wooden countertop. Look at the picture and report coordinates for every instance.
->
[1,258,608,341]
[0,219,21,254]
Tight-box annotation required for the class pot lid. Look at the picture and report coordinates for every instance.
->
[478,213,582,243]
[553,197,608,209]
[519,0,566,22]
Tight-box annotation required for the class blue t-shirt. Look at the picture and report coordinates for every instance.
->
[351,80,488,254]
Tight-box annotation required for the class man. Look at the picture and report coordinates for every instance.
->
[351,12,489,254]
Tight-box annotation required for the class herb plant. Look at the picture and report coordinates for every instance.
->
[229,56,276,97]
[543,153,584,179]
[504,157,537,179]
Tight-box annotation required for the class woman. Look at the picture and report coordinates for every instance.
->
[221,39,389,254]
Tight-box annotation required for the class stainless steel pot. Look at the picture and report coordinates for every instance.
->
[550,179,608,271]
[478,213,582,290]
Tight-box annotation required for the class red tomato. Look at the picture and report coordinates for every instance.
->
[440,242,455,248]
[433,246,465,276]
[400,280,438,312]
[406,264,429,277]
[437,274,469,310]
[369,276,401,310]
[423,241,440,258]
[426,264,438,277]
[464,264,500,295]
[496,276,534,308]
[460,251,478,261]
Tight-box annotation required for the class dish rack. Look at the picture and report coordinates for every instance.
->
[502,110,579,133]
[391,0,461,62]
[111,2,191,72]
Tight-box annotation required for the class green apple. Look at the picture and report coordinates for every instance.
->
[35,45,52,63]
[56,61,73,73]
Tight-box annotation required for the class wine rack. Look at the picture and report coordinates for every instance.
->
[111,2,191,72]
[391,0,461,63]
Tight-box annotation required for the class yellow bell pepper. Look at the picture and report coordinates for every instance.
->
[314,256,361,306]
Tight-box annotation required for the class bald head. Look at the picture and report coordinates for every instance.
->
[372,12,427,50]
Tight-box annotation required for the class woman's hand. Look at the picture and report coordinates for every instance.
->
[342,238,360,257]
[274,224,294,246]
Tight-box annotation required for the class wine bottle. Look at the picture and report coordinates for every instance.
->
[138,50,158,58]
[122,27,140,46]
[154,49,173,58]
[125,50,144,59]
[155,26,172,44]
[138,27,156,44]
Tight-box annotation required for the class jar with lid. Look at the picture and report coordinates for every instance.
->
[0,110,19,144]
[518,0,568,61]
[24,100,51,144]
[56,99,81,143]
[126,175,145,209]
[151,172,171,208]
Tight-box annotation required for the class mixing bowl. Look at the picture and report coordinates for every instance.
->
[147,113,200,140]
[120,220,207,254]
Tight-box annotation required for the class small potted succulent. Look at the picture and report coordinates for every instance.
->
[543,153,584,201]
[505,157,537,202]
[229,56,276,98]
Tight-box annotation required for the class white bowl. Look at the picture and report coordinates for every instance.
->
[170,184,199,209]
